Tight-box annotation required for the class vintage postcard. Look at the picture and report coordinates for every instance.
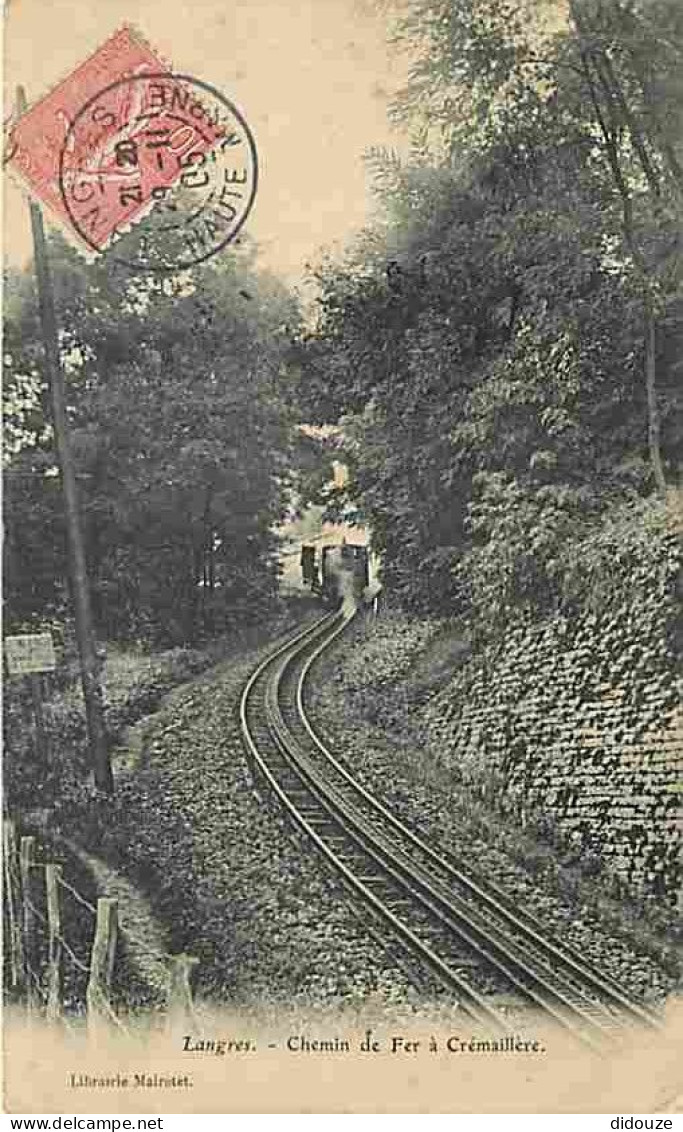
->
[2,0,682,1116]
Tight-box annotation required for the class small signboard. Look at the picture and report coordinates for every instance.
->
[4,633,57,675]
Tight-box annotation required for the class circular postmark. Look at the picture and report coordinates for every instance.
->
[58,72,258,272]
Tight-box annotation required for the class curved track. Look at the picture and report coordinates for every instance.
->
[239,605,662,1050]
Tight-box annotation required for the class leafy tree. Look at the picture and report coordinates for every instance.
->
[3,236,299,643]
[388,0,683,492]
[291,0,682,616]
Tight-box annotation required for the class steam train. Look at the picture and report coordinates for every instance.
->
[300,542,370,606]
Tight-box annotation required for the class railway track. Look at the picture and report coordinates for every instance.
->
[239,605,662,1051]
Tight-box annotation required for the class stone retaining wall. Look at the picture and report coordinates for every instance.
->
[425,507,681,902]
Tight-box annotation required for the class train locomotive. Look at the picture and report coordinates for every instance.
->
[301,542,369,606]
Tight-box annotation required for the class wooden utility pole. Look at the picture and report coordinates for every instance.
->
[17,86,113,794]
[29,674,48,769]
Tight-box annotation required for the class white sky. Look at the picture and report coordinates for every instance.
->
[3,0,408,285]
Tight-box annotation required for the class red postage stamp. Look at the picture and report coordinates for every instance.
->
[9,28,168,239]
[9,26,258,271]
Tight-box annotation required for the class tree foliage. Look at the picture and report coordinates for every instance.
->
[292,0,682,617]
[4,237,299,644]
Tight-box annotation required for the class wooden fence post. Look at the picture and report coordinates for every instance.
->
[86,898,118,1029]
[3,821,23,989]
[19,836,36,1011]
[166,953,199,1029]
[45,864,62,1021]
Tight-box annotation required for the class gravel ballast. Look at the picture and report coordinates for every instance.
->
[103,620,418,1011]
[89,606,681,1016]
[307,610,681,1008]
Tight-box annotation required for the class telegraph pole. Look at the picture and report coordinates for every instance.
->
[17,86,113,794]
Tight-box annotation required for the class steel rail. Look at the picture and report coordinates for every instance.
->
[239,604,658,1052]
[293,609,662,1039]
[240,613,510,1031]
[242,610,606,1048]
[270,619,611,1049]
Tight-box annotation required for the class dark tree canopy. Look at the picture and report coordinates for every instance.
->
[4,236,299,644]
[290,0,682,618]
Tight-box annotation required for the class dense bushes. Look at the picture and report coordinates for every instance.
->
[3,640,221,818]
